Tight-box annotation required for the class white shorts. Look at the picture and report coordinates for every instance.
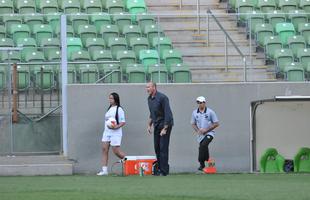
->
[102,134,122,146]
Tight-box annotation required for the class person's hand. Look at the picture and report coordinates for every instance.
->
[198,128,208,135]
[147,125,152,134]
[160,128,167,136]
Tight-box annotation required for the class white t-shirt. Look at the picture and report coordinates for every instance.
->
[103,106,125,136]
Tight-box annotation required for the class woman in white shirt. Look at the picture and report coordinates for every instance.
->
[97,92,126,176]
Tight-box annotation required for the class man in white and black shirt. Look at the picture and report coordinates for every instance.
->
[191,96,219,171]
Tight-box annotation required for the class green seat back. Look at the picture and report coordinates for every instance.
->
[255,23,273,47]
[296,48,310,70]
[128,37,149,57]
[259,148,285,173]
[139,49,159,71]
[148,64,168,83]
[107,37,127,59]
[89,12,111,32]
[82,0,102,13]
[116,50,136,73]
[90,49,113,61]
[275,23,295,45]
[294,147,310,172]
[287,35,306,57]
[61,0,81,13]
[32,24,53,42]
[264,36,282,59]
[274,48,294,72]
[126,64,146,83]
[99,24,119,43]
[170,63,191,83]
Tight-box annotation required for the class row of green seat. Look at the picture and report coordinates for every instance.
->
[260,147,310,173]
[0,0,147,14]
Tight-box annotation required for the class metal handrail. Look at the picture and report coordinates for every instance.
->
[207,9,247,81]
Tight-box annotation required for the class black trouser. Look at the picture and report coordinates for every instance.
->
[198,135,213,167]
[153,125,172,175]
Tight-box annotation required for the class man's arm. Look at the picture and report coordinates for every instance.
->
[147,118,153,134]
[201,122,219,135]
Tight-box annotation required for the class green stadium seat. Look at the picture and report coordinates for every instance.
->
[126,0,147,21]
[38,0,59,14]
[122,25,142,43]
[143,24,165,43]
[170,63,191,83]
[107,37,127,58]
[0,0,14,15]
[55,25,74,37]
[136,13,156,30]
[99,24,119,43]
[70,50,90,61]
[0,26,6,38]
[8,24,31,42]
[139,49,159,71]
[296,48,310,70]
[32,24,53,42]
[77,24,97,44]
[98,63,121,83]
[236,0,255,23]
[105,0,125,13]
[275,23,295,45]
[2,14,22,32]
[67,37,83,58]
[126,63,147,83]
[0,66,5,90]
[90,49,113,61]
[16,37,37,60]
[294,147,310,172]
[67,13,89,33]
[45,12,60,30]
[259,148,285,173]
[287,35,306,57]
[16,65,31,90]
[116,50,136,73]
[23,13,44,29]
[255,23,274,48]
[81,0,103,13]
[307,35,310,46]
[57,64,77,85]
[76,64,99,83]
[287,10,308,30]
[278,0,298,13]
[40,37,60,58]
[84,38,106,52]
[128,37,149,57]
[0,38,14,47]
[246,11,265,35]
[298,23,310,40]
[0,51,21,63]
[151,37,172,57]
[162,49,183,71]
[148,64,168,83]
[16,0,36,14]
[24,50,45,62]
[45,49,61,61]
[61,0,81,13]
[284,62,305,81]
[264,36,282,60]
[274,48,294,72]
[266,10,286,28]
[257,0,276,13]
[299,0,310,13]
[33,65,55,90]
[89,12,111,32]
[112,12,132,32]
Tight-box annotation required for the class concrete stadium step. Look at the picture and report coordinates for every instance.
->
[178,46,256,56]
[146,0,219,11]
[184,57,265,67]
[0,155,73,176]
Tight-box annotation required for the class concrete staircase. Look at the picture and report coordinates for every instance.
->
[145,0,276,82]
[0,155,73,176]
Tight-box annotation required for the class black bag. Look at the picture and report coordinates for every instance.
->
[283,159,294,173]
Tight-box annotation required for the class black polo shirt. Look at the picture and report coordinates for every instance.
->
[148,91,174,127]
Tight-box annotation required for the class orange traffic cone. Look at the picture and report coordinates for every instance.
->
[203,158,217,174]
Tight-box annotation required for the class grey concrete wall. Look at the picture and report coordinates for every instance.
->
[67,83,310,174]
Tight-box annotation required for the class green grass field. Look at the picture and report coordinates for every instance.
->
[0,174,309,200]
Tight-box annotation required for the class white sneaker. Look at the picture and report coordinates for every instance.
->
[97,170,108,176]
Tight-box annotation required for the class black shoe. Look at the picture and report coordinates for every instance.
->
[160,173,167,176]
[198,166,205,171]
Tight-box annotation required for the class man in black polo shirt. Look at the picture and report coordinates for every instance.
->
[146,81,173,176]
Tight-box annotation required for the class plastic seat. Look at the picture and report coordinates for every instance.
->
[257,0,276,13]
[77,24,97,44]
[298,23,310,40]
[99,24,119,43]
[16,65,31,90]
[266,10,286,28]
[0,51,21,63]
[45,12,61,30]
[274,48,294,72]
[45,49,61,61]
[246,11,265,35]
[61,0,81,13]
[16,37,37,60]
[126,0,147,21]
[84,38,106,52]
[107,37,127,59]
[136,13,156,30]
[57,64,77,84]
[0,26,6,38]
[287,35,306,57]
[16,0,36,14]
[275,23,295,45]
[264,36,283,60]
[40,38,60,58]
[139,49,159,71]
[0,66,5,91]
[294,147,310,172]
[90,49,113,61]
[8,24,31,42]
[116,50,136,73]
[143,24,165,44]
[0,0,14,15]
[278,0,298,13]
[170,63,191,83]
[38,0,59,14]
[287,10,308,30]
[122,25,142,43]
[162,49,183,71]
[259,148,285,173]
[98,63,121,83]
[126,63,146,83]
[67,37,83,58]
[236,0,255,23]
[24,50,45,62]
[112,12,132,32]
[296,48,310,70]
[89,12,111,32]
[55,25,74,37]
[254,23,274,48]
[128,37,149,57]
[70,50,90,61]
[81,0,102,13]
[76,64,99,83]
[67,13,89,33]
[2,14,22,32]
[0,38,14,47]
[151,37,172,57]
[23,13,44,29]
[299,0,310,13]
[33,65,55,90]
[148,64,168,83]
[105,0,125,13]
[284,62,305,81]
[32,24,53,42]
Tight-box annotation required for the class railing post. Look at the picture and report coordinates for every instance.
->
[12,63,18,123]
[207,13,209,46]
[243,56,247,82]
[249,16,253,66]
[197,0,200,34]
[225,35,228,71]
